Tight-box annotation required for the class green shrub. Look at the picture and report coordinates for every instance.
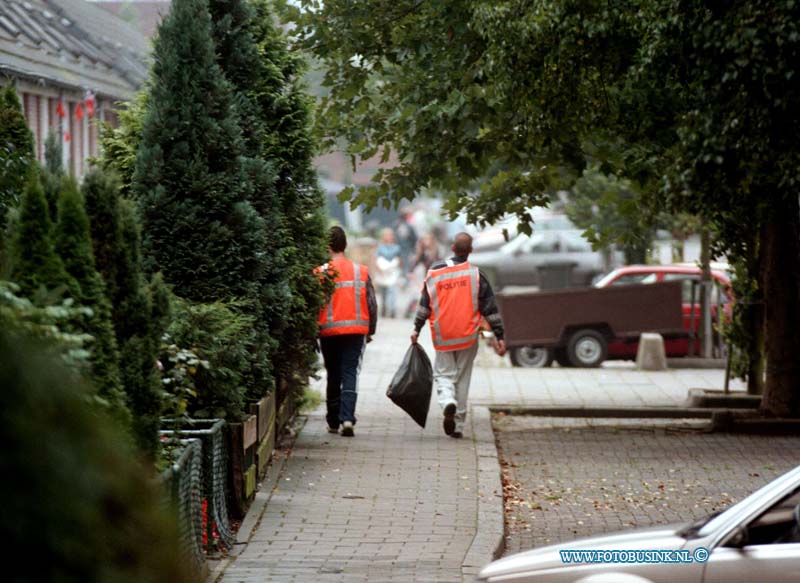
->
[167,297,255,420]
[0,326,194,583]
[0,280,90,369]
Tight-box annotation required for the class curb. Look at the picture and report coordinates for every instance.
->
[686,388,761,409]
[462,406,504,582]
[489,405,717,419]
[666,357,727,369]
[207,415,308,583]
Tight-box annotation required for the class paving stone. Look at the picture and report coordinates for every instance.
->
[216,317,750,582]
[494,415,800,556]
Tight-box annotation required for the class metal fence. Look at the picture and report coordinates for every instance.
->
[160,437,204,568]
[160,418,235,554]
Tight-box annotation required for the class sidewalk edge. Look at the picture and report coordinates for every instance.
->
[462,406,504,582]
[206,414,309,583]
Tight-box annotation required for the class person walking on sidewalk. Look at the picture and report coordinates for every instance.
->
[410,232,506,438]
[316,226,378,437]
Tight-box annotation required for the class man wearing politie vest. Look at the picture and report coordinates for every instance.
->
[316,226,377,437]
[410,232,506,438]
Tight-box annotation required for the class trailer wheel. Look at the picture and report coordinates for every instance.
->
[509,346,553,368]
[566,329,607,368]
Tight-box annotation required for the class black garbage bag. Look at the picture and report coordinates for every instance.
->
[386,343,433,428]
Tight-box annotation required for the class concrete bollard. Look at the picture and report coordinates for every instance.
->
[636,333,667,371]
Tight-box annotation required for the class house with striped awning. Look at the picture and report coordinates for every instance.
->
[0,0,149,178]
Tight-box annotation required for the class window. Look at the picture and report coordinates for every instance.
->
[524,233,560,253]
[734,488,800,546]
[561,231,592,252]
[662,273,730,304]
[608,273,657,286]
[663,274,701,303]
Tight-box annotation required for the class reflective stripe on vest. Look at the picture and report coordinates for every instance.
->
[426,260,481,351]
[318,258,370,336]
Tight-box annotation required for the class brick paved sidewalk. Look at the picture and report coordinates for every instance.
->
[213,317,747,583]
[495,415,800,556]
[215,319,500,583]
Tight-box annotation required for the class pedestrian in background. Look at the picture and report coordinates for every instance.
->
[374,227,403,318]
[410,232,506,438]
[411,232,443,274]
[316,226,377,437]
[394,207,418,277]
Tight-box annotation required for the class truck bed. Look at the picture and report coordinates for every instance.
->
[497,281,685,348]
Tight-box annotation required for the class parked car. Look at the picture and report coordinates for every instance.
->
[471,228,614,291]
[478,464,800,582]
[471,209,576,252]
[499,264,732,368]
[595,264,732,363]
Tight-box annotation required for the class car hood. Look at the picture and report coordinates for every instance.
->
[479,523,688,581]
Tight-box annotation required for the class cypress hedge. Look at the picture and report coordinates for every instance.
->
[0,83,34,223]
[83,169,166,459]
[0,326,194,583]
[11,177,77,299]
[53,179,130,428]
[134,0,267,304]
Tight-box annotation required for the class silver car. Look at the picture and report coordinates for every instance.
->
[470,229,612,291]
[478,465,800,582]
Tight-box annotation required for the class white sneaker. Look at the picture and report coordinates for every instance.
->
[340,421,354,437]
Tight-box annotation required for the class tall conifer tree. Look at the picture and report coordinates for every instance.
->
[53,179,130,427]
[84,169,165,459]
[11,178,77,298]
[209,0,328,397]
[0,84,34,222]
[134,0,266,304]
[249,0,329,393]
[41,132,65,221]
[207,0,287,396]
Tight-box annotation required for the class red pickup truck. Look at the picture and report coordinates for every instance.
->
[497,264,732,368]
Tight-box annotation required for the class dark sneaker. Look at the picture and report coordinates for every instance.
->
[327,426,339,434]
[340,421,354,437]
[451,431,463,439]
[443,403,456,436]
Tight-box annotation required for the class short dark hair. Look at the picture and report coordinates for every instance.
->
[329,226,347,253]
[452,232,473,256]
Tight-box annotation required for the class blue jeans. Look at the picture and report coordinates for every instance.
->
[378,284,397,317]
[319,334,366,427]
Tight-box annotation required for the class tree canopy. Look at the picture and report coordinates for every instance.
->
[291,0,800,415]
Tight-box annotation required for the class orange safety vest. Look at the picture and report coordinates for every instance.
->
[317,257,371,337]
[425,260,481,351]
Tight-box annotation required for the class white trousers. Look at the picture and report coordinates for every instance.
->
[434,341,479,432]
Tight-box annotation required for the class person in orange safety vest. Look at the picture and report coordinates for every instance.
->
[410,233,506,438]
[316,226,377,437]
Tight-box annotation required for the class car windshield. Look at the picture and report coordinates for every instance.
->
[594,271,657,288]
[500,232,545,255]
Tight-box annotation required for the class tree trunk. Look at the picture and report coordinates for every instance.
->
[746,301,766,395]
[746,234,766,394]
[624,240,648,265]
[760,199,800,417]
[699,225,713,358]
